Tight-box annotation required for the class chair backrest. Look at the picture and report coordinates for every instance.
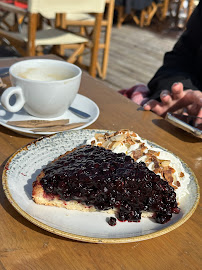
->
[28,0,106,14]
[27,0,106,76]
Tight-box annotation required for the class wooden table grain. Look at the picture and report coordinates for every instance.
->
[0,56,201,270]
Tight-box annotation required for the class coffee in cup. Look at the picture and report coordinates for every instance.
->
[1,59,82,118]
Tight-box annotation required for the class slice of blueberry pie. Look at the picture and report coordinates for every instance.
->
[32,144,180,225]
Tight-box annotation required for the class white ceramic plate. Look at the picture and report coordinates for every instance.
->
[2,129,200,243]
[0,94,99,137]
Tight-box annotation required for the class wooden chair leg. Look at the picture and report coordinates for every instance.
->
[157,0,169,21]
[175,0,183,26]
[116,6,126,28]
[133,2,158,28]
[55,13,66,56]
[89,13,103,78]
[96,62,102,78]
[100,0,114,79]
[131,10,140,25]
[56,44,65,56]
[145,2,158,26]
[27,13,38,56]
[139,10,146,27]
[77,26,86,63]
[186,0,194,22]
[67,44,85,63]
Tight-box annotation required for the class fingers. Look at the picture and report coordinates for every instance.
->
[143,99,166,116]
[158,89,201,115]
[197,108,202,118]
[171,82,184,100]
[160,90,172,104]
[173,90,202,113]
[185,91,202,118]
[159,82,184,104]
[186,90,202,106]
[141,97,149,106]
[195,108,202,126]
[143,99,157,111]
[143,83,202,120]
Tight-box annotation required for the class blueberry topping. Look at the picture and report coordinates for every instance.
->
[40,145,180,224]
[108,217,117,226]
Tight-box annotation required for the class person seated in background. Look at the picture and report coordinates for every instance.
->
[119,1,202,121]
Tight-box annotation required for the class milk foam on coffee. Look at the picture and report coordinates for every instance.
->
[18,67,74,81]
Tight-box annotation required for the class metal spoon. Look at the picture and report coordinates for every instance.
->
[69,107,91,118]
[0,67,9,77]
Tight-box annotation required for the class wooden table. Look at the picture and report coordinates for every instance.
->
[0,56,201,270]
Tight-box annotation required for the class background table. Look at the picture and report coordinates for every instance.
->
[0,56,201,270]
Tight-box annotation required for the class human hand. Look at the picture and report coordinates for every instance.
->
[143,82,202,123]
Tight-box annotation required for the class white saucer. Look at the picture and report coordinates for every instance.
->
[0,94,99,137]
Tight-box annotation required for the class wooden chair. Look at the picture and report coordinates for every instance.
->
[174,0,195,24]
[156,0,170,21]
[0,0,106,78]
[0,1,27,32]
[115,1,158,28]
[157,0,196,24]
[54,0,115,79]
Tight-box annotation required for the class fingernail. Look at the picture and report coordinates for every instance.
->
[172,82,180,86]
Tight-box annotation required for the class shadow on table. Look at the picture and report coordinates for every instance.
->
[0,124,33,138]
[152,118,202,143]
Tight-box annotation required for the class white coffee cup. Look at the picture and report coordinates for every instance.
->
[1,59,82,118]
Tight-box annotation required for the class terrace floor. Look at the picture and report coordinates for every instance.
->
[101,19,180,91]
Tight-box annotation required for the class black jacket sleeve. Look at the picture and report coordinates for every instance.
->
[147,1,202,101]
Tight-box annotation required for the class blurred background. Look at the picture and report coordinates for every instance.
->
[0,0,199,90]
